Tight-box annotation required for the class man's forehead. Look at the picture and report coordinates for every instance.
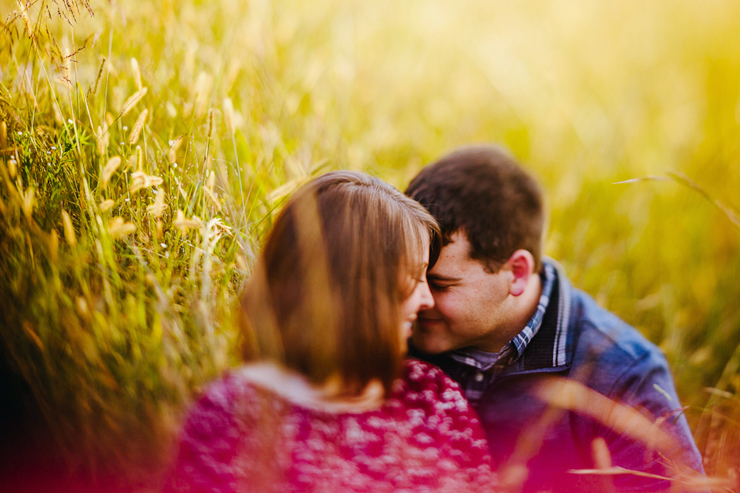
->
[428,234,478,277]
[440,232,472,260]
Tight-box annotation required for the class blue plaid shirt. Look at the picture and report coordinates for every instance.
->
[448,262,556,403]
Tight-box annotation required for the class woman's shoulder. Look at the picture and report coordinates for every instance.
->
[177,371,267,446]
[192,369,264,412]
[391,358,472,414]
[165,372,268,492]
[385,360,496,489]
[179,365,301,450]
[397,358,467,394]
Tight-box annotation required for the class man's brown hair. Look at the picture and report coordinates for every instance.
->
[239,171,440,396]
[405,145,545,272]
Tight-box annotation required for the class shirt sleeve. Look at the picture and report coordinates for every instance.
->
[601,350,706,492]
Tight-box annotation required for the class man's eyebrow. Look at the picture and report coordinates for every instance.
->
[427,273,462,282]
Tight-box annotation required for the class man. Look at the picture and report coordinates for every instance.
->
[405,145,704,493]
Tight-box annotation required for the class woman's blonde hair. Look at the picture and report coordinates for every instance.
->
[239,171,439,395]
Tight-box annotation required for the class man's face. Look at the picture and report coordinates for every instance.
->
[412,231,511,354]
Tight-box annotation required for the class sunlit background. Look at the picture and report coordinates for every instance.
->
[1,0,739,487]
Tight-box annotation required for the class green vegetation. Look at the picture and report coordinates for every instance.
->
[1,0,739,488]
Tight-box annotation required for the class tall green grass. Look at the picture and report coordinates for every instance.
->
[1,0,739,488]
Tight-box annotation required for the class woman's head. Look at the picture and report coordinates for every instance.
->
[240,171,439,395]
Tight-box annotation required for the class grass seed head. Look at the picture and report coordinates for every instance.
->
[62,210,77,247]
[8,158,17,179]
[108,217,136,239]
[235,253,248,271]
[174,210,202,234]
[120,87,148,117]
[194,72,213,119]
[75,297,90,319]
[147,189,167,218]
[130,171,163,194]
[223,98,236,136]
[168,135,183,164]
[166,102,177,118]
[17,0,33,37]
[204,187,221,211]
[100,156,122,188]
[21,186,35,218]
[88,57,106,98]
[0,121,6,148]
[47,229,59,263]
[99,199,115,212]
[131,57,142,90]
[136,145,144,171]
[96,123,110,156]
[129,109,148,144]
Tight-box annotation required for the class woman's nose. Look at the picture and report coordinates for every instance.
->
[418,281,435,310]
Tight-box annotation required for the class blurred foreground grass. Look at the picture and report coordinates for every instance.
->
[1,0,739,487]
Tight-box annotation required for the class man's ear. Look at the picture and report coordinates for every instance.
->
[506,249,535,297]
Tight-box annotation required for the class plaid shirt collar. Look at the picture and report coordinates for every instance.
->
[449,261,557,371]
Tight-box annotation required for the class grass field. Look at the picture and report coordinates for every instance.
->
[1,0,739,489]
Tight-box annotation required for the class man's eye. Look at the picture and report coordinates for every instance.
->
[430,282,450,291]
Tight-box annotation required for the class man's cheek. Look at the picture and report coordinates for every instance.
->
[435,299,457,321]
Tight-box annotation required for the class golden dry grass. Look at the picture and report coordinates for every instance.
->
[1,0,739,489]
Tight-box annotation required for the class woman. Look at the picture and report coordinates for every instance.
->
[166,171,496,492]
